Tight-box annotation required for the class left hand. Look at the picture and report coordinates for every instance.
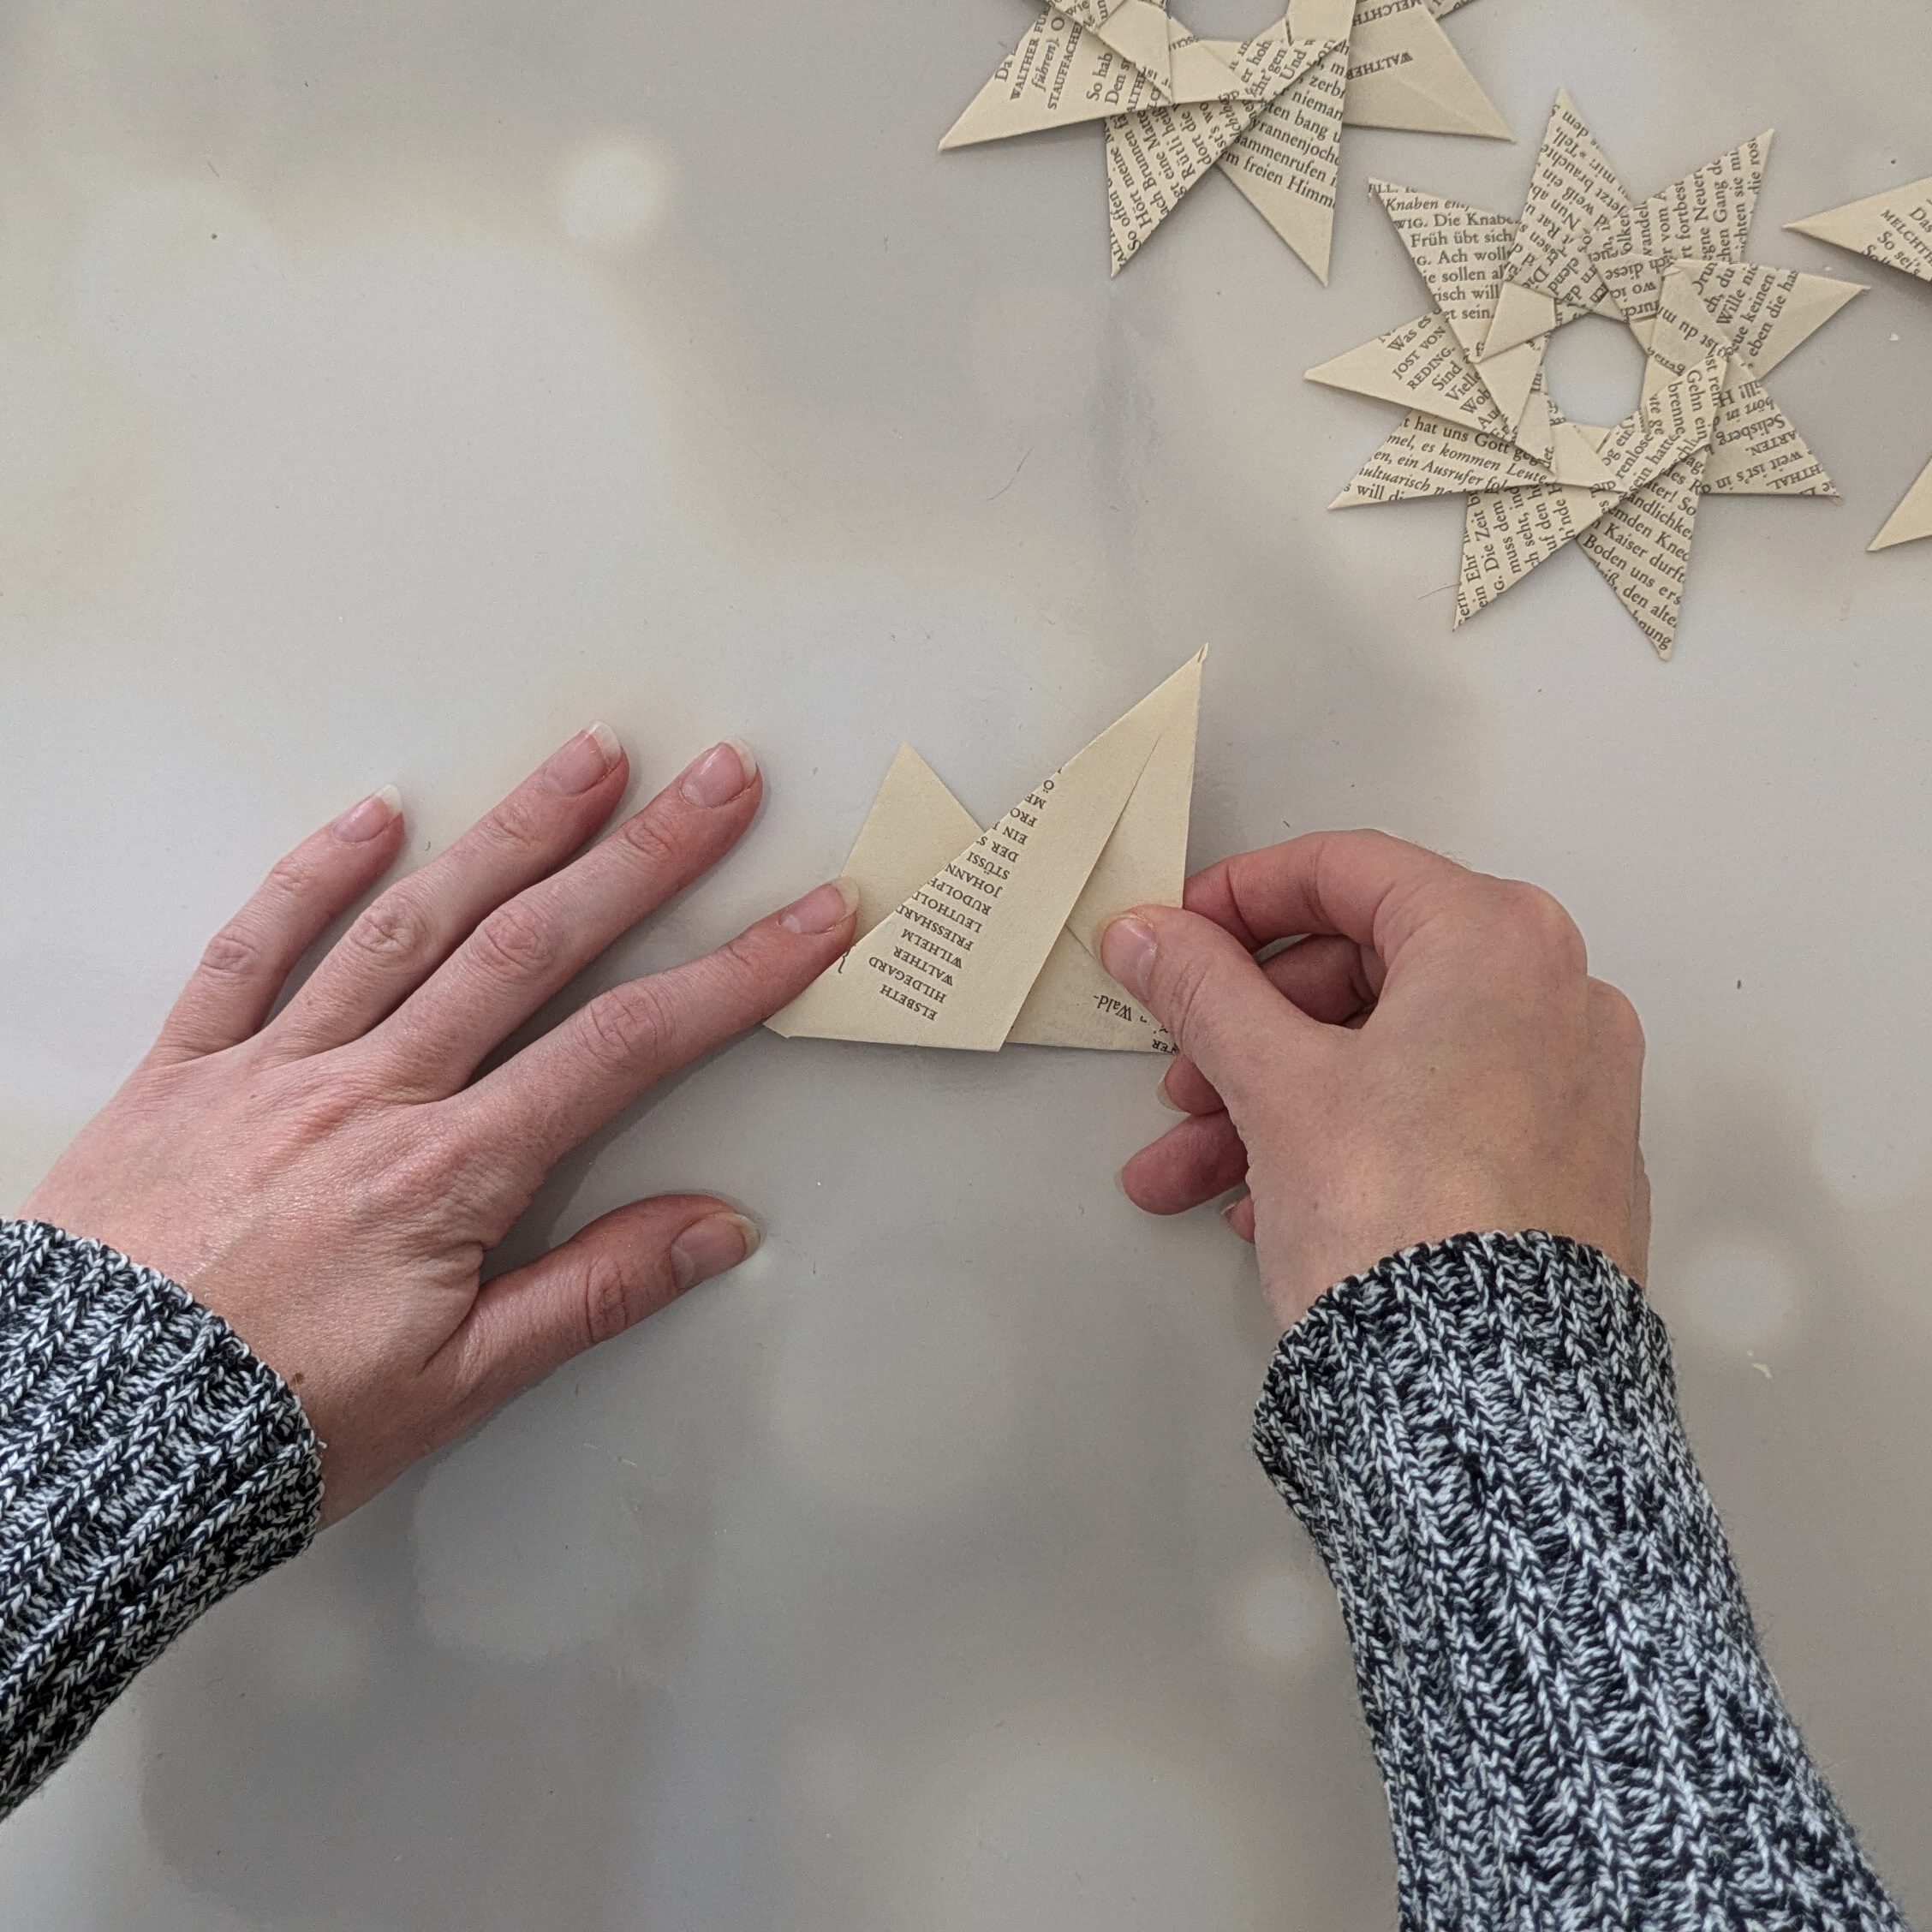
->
[22,724,857,1520]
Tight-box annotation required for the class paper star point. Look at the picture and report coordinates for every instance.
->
[943,0,1508,277]
[1788,175,1932,550]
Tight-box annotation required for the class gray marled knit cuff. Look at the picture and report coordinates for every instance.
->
[0,1219,321,1816]
[1253,1229,1907,1932]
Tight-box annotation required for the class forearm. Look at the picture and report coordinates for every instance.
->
[0,1219,319,1816]
[1255,1231,1907,1931]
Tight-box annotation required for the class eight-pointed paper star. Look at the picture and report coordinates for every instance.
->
[940,0,1509,279]
[1789,176,1932,550]
[1306,98,1867,655]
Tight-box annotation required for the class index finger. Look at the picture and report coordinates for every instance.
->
[1183,830,1474,962]
[455,876,858,1172]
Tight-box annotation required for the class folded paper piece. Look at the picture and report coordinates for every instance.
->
[941,0,1507,280]
[1309,95,1866,656]
[768,653,1203,1052]
[1789,176,1932,550]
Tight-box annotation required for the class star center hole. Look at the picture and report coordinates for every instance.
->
[1540,315,1648,433]
[1172,0,1284,35]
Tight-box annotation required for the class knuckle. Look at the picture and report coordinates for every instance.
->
[467,897,558,981]
[471,796,551,862]
[345,891,433,969]
[1591,979,1647,1060]
[264,852,318,902]
[198,921,264,981]
[577,1251,640,1351]
[615,808,686,875]
[578,978,674,1073]
[1496,881,1585,970]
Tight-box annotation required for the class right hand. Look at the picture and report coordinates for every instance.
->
[1100,832,1649,1330]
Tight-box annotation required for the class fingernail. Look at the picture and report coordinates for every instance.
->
[680,738,757,808]
[671,1212,761,1292]
[1100,914,1157,1000]
[541,722,622,796]
[780,876,861,935]
[332,785,402,844]
[1156,1074,1187,1113]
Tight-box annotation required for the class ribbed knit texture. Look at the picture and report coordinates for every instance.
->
[1255,1230,1907,1931]
[0,1219,320,1818]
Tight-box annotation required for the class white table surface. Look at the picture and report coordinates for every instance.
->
[2,0,1929,1923]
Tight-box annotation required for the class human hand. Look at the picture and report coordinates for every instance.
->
[22,725,857,1520]
[1100,832,1648,1329]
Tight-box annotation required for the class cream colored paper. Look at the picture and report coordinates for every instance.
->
[1790,176,1932,549]
[1789,177,1932,283]
[1574,456,1708,659]
[1106,27,1329,272]
[1340,0,1508,139]
[1873,456,1932,552]
[1314,93,1860,651]
[1307,313,1515,438]
[1485,91,1626,354]
[944,0,1504,280]
[768,654,1204,1053]
[1452,356,1726,640]
[1333,411,1559,505]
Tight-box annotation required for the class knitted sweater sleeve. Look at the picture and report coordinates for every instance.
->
[0,1219,320,1818]
[1253,1230,1908,1931]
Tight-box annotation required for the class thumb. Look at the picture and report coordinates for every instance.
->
[1100,906,1315,1111]
[439,1196,760,1424]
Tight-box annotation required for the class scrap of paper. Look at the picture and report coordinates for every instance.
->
[768,653,1203,1053]
[1789,176,1932,550]
[941,0,1506,280]
[1308,95,1866,656]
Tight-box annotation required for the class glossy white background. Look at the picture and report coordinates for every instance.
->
[1,0,1928,1924]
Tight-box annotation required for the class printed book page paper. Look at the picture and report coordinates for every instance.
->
[1698,373,1833,498]
[840,746,984,938]
[1456,482,1610,624]
[1643,265,1862,396]
[1369,182,1551,456]
[1332,412,1560,504]
[1451,355,1723,636]
[1789,175,1931,548]
[1009,927,1172,1048]
[1485,91,1629,355]
[1677,261,1865,381]
[1593,134,1771,320]
[1058,0,1177,90]
[1339,0,1508,139]
[1321,96,1859,646]
[768,655,1203,1052]
[944,0,1502,277]
[1789,178,1932,283]
[1213,37,1349,280]
[942,15,1170,146]
[1106,28,1327,272]
[1306,313,1514,437]
[1873,456,1932,552]
[1576,455,1707,659]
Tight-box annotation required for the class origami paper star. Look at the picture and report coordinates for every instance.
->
[1789,176,1932,550]
[941,0,1508,279]
[1307,95,1868,655]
